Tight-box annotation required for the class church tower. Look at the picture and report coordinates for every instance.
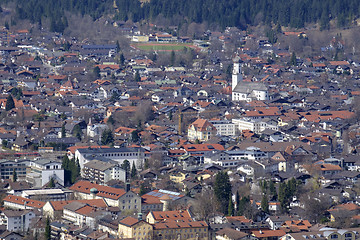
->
[232,56,242,90]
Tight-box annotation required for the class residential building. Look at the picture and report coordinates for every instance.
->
[75,147,145,169]
[210,120,236,136]
[146,209,193,224]
[82,159,126,184]
[0,159,29,180]
[152,220,208,240]
[0,209,36,233]
[27,158,64,187]
[63,201,107,228]
[42,199,108,219]
[188,118,217,142]
[69,180,141,210]
[118,216,153,240]
[232,118,278,134]
[3,195,45,210]
[141,189,191,213]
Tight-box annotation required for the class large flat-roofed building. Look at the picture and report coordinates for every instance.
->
[21,189,71,202]
[75,147,145,169]
[210,120,236,136]
[82,159,126,184]
[27,158,64,187]
[0,159,30,180]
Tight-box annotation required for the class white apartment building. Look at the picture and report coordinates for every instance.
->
[232,118,278,133]
[75,147,145,169]
[0,209,36,233]
[204,147,267,168]
[82,159,126,184]
[210,120,236,136]
[27,158,64,187]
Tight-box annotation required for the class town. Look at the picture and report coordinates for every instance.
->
[0,8,359,240]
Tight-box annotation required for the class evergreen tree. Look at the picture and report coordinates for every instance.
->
[121,160,130,179]
[269,180,277,200]
[48,177,55,188]
[70,158,80,184]
[228,195,234,216]
[12,169,17,182]
[261,195,269,213]
[320,11,330,30]
[214,171,232,215]
[44,217,51,240]
[72,125,82,140]
[107,115,115,126]
[120,53,125,66]
[235,190,240,210]
[61,123,66,138]
[5,95,15,111]
[116,40,120,53]
[93,66,100,79]
[134,70,141,82]
[101,129,114,145]
[290,52,297,66]
[130,130,139,143]
[131,161,137,179]
[237,196,250,216]
[170,50,176,66]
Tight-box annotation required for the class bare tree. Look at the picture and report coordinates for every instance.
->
[300,192,332,223]
[192,187,219,222]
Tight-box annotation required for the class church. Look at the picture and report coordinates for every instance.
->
[231,57,268,102]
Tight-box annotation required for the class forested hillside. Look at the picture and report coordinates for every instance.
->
[4,0,360,31]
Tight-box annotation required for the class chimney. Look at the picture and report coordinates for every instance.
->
[126,182,130,192]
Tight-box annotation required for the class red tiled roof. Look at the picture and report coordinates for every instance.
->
[149,210,192,222]
[153,220,207,230]
[4,195,45,209]
[119,216,141,227]
[49,199,108,211]
[252,229,286,238]
[188,118,216,132]
[67,145,109,154]
[69,180,126,200]
[181,143,225,152]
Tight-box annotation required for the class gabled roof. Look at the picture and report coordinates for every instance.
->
[119,216,141,227]
[181,143,225,152]
[251,229,286,238]
[4,195,45,209]
[69,180,127,200]
[48,199,108,211]
[189,118,216,132]
[153,220,208,230]
[148,209,192,222]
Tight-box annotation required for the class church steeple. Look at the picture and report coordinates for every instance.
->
[232,56,242,90]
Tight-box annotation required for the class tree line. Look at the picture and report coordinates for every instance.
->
[4,0,360,32]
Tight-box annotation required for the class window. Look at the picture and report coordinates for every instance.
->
[330,234,339,239]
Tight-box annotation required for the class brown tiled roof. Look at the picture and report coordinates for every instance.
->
[252,229,286,238]
[153,220,207,230]
[49,199,108,211]
[149,210,192,222]
[69,180,126,200]
[119,216,140,227]
[216,228,249,239]
[4,195,45,209]
[188,118,216,132]
[181,143,225,152]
